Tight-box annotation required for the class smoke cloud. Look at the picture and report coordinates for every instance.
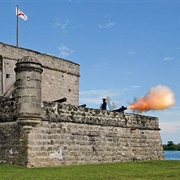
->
[106,96,118,110]
[128,85,175,113]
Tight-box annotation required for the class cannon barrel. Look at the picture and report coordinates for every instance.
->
[78,104,86,108]
[53,97,67,103]
[112,106,127,112]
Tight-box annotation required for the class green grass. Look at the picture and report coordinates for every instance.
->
[0,160,180,180]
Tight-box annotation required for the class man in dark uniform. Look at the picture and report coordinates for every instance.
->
[101,98,107,110]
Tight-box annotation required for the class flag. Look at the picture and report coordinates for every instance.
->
[16,7,28,21]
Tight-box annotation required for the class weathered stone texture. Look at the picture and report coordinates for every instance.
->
[0,56,16,95]
[42,68,79,106]
[0,100,164,167]
[14,57,43,118]
[21,103,163,167]
[42,102,160,130]
[0,42,80,105]
[0,122,28,166]
[0,97,16,122]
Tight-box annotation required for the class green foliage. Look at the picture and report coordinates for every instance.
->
[0,161,180,180]
[168,141,174,146]
[163,141,180,150]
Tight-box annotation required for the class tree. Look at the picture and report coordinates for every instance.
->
[167,141,174,147]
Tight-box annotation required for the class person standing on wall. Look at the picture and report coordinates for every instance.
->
[100,98,107,110]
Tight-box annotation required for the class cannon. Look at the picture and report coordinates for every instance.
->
[78,104,86,108]
[53,97,67,103]
[112,106,127,112]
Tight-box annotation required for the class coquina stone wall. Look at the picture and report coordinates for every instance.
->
[0,101,164,167]
[0,54,164,168]
[0,42,80,105]
[30,103,163,167]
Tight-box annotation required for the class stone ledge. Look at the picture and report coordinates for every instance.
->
[42,101,159,130]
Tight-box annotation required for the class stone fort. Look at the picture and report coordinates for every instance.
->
[0,42,164,167]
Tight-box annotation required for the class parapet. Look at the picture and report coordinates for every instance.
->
[42,101,160,131]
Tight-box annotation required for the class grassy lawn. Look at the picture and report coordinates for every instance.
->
[0,160,180,180]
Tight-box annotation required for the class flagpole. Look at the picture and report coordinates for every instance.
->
[16,5,18,47]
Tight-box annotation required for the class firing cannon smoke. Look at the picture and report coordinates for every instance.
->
[127,85,175,113]
[106,96,118,110]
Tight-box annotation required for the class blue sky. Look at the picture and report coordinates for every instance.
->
[0,0,180,144]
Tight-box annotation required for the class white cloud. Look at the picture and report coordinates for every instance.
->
[172,106,180,109]
[98,22,115,29]
[58,45,74,58]
[79,88,127,105]
[158,107,180,118]
[80,97,101,105]
[53,19,70,30]
[80,88,127,97]
[162,57,174,61]
[160,121,180,133]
